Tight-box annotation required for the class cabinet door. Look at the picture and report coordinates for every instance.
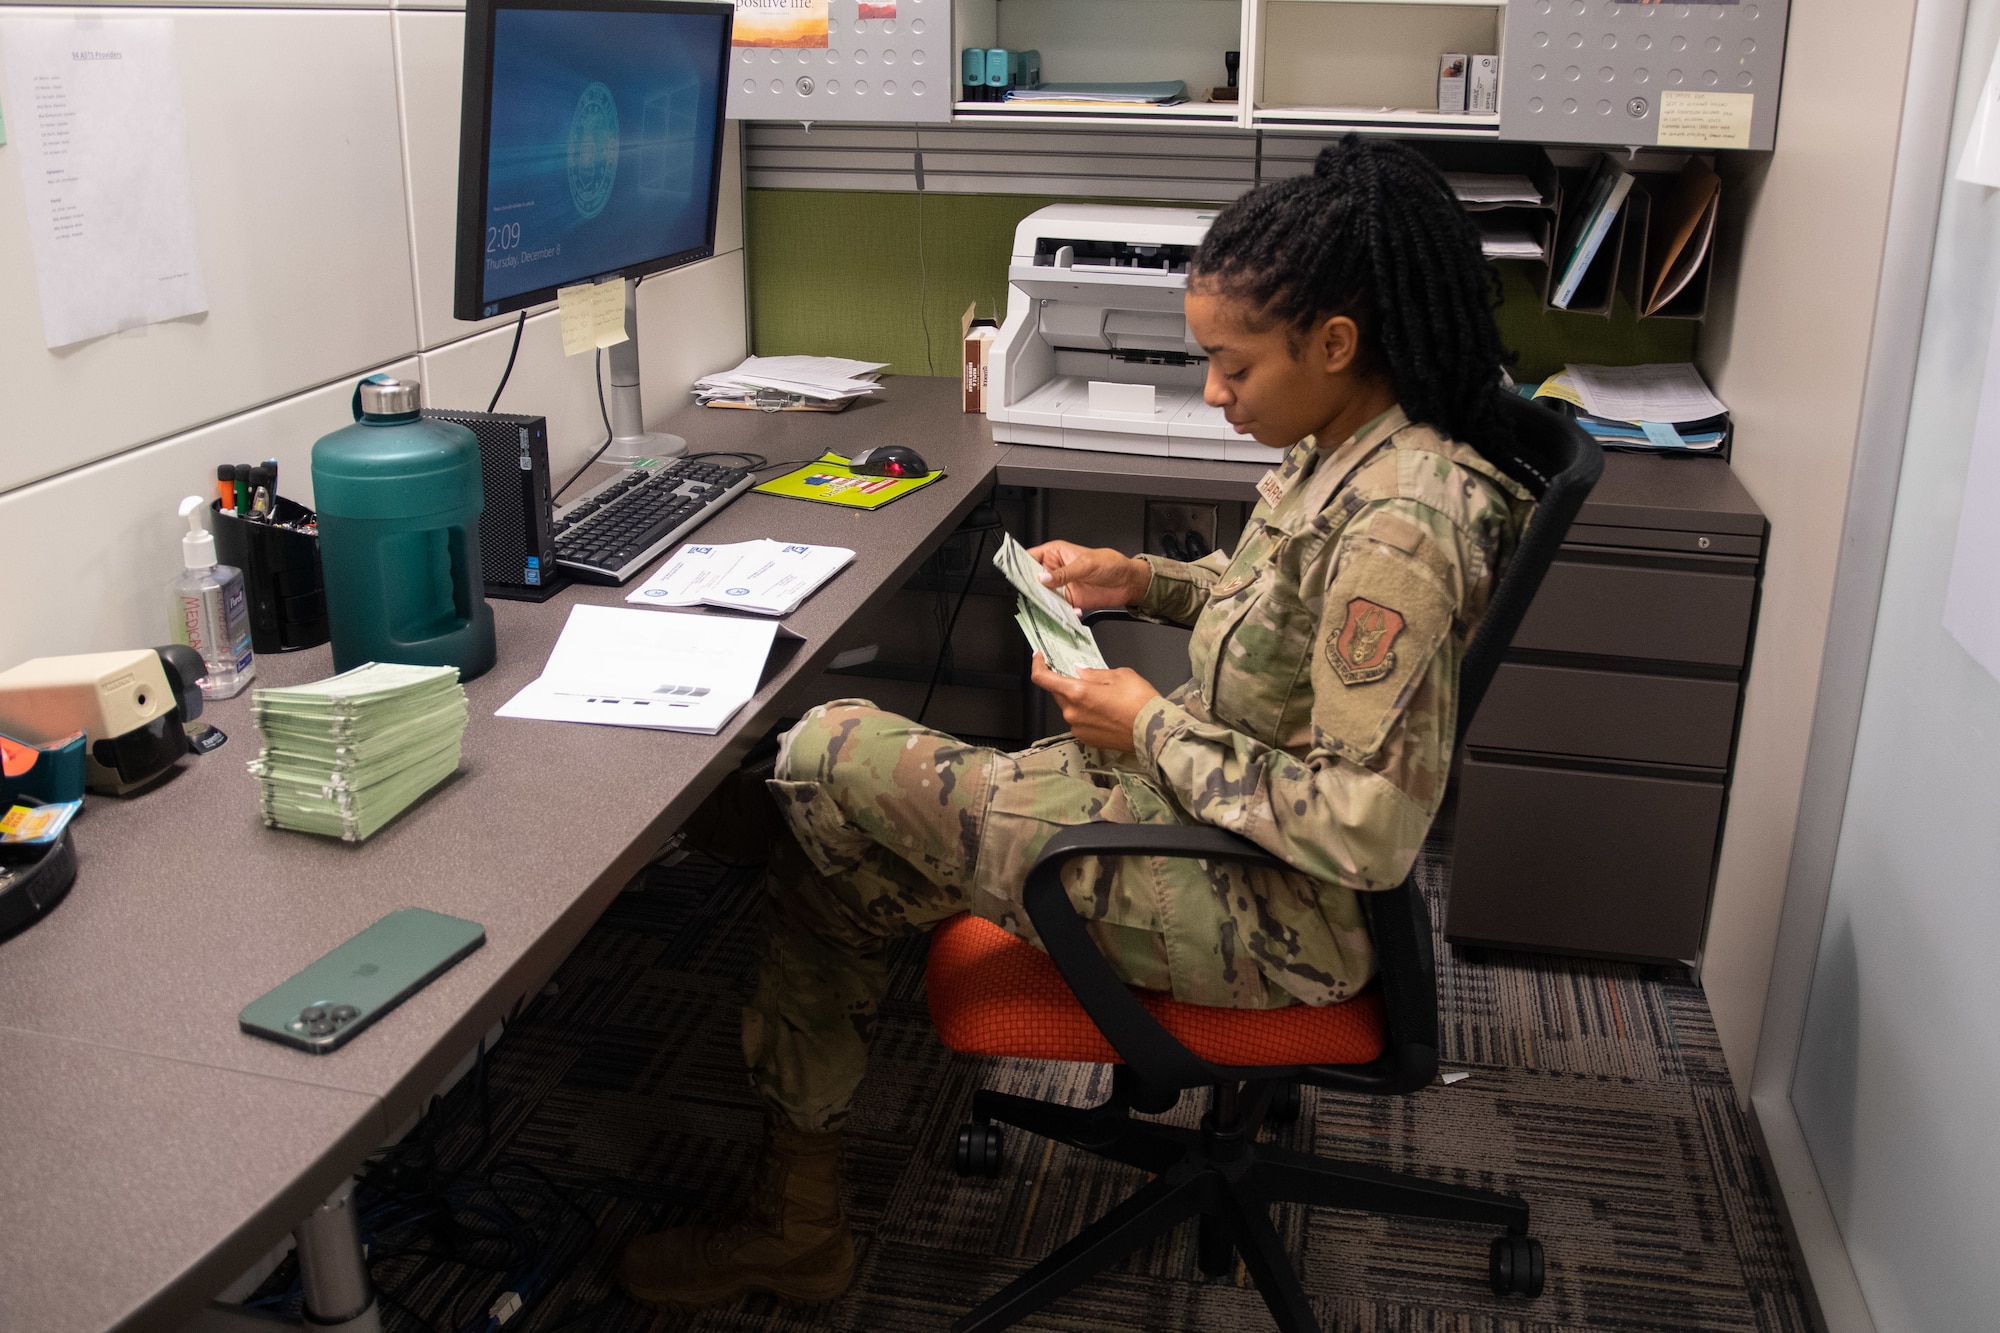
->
[1468,662,1740,769]
[1510,553,1758,667]
[1447,754,1722,962]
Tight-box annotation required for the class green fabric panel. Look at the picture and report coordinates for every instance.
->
[746,189,1698,384]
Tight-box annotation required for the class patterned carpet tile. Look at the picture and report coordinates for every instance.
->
[361,843,1810,1333]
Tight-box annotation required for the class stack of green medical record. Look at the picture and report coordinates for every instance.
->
[248,662,469,842]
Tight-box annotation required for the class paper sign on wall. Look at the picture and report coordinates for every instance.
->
[731,0,829,49]
[1657,91,1754,150]
[0,18,207,348]
[1943,285,2000,683]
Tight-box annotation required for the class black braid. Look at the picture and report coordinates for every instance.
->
[1192,137,1513,448]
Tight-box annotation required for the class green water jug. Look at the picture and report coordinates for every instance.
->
[312,375,496,680]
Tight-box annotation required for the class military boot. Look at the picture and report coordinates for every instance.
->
[617,1119,855,1307]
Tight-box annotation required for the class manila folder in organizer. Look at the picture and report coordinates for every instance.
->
[495,604,779,735]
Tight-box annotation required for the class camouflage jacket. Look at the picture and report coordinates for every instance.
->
[1123,406,1531,907]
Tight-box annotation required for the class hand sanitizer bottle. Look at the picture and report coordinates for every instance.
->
[169,495,256,699]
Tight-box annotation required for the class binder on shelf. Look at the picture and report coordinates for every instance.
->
[1550,154,1636,311]
[1540,159,1633,318]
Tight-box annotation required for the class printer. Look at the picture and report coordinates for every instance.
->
[986,203,1262,462]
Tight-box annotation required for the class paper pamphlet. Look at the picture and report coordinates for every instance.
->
[1642,158,1722,316]
[754,454,944,511]
[1657,91,1753,150]
[1566,363,1727,423]
[557,280,628,356]
[496,604,779,734]
[1,17,207,348]
[626,539,854,616]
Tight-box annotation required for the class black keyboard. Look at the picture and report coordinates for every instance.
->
[553,457,755,584]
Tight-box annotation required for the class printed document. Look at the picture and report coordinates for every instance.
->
[496,604,779,734]
[1,18,207,347]
[625,539,854,615]
[1566,363,1727,424]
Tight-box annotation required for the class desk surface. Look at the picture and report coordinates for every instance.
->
[0,377,994,1333]
[2,380,1766,1332]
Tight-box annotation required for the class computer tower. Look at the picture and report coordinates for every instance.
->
[423,408,566,602]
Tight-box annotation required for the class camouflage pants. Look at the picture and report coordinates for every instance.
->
[744,700,1371,1133]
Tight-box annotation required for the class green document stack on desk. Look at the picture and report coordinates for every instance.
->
[993,534,1108,678]
[248,663,469,842]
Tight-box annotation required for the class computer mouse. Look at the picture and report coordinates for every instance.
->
[847,445,930,478]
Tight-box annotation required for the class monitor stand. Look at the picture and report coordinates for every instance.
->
[602,278,687,464]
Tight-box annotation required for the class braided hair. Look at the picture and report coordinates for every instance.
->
[1192,137,1511,447]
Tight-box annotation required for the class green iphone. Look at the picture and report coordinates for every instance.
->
[239,907,486,1054]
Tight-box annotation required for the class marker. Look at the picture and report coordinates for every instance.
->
[234,464,254,516]
[249,465,273,519]
[216,464,235,511]
[262,459,279,510]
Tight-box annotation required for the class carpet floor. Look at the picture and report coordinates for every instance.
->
[363,820,1812,1333]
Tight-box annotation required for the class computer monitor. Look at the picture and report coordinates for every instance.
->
[454,0,733,460]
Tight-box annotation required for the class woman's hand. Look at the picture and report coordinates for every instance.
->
[1031,654,1162,752]
[1025,540,1152,613]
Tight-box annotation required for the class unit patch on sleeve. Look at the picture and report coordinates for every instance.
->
[1329,597,1406,686]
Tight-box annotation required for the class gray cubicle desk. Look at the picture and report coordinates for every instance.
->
[0,379,996,1333]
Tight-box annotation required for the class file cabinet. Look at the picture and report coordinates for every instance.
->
[1446,453,1766,964]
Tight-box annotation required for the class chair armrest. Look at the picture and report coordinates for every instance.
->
[1022,823,1282,1088]
[1080,609,1139,627]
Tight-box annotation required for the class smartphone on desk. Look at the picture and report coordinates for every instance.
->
[240,907,486,1054]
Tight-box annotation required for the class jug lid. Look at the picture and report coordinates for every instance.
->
[357,376,423,418]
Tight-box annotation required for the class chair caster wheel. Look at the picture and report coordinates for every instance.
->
[1489,1234,1544,1297]
[954,1122,1004,1178]
[1266,1079,1302,1125]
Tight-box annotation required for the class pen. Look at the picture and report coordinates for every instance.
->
[217,464,235,511]
[250,465,273,519]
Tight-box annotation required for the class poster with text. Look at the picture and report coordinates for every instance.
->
[732,0,828,49]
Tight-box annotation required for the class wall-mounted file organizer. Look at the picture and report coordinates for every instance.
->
[1619,163,1720,322]
[1419,142,1561,267]
[1539,163,1630,318]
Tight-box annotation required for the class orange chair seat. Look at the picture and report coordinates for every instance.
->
[926,913,1386,1068]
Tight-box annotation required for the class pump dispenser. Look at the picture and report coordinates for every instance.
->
[169,495,256,698]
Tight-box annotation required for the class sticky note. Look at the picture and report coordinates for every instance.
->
[1640,420,1685,449]
[1657,91,1753,150]
[557,280,629,357]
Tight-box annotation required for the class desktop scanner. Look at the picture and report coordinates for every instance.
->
[986,204,1253,462]
[848,446,930,478]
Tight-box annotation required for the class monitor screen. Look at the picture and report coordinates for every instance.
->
[457,0,732,319]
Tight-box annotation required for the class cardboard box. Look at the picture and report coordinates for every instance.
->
[1438,53,1468,115]
[1469,55,1500,115]
[962,302,998,413]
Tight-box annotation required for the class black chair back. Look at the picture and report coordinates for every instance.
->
[1355,393,1601,1089]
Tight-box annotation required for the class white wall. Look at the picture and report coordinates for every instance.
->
[1697,0,1923,1092]
[0,3,747,669]
[1786,5,2000,1324]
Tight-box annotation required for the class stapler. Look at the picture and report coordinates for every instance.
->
[0,645,209,795]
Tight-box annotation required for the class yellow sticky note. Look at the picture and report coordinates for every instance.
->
[1657,91,1753,150]
[557,280,630,357]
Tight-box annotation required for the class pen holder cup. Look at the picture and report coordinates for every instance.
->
[212,498,329,654]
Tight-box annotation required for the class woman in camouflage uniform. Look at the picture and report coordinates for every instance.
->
[620,136,1533,1309]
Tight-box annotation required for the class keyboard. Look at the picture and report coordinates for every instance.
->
[553,457,755,584]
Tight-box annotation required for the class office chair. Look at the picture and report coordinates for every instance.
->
[923,394,1602,1333]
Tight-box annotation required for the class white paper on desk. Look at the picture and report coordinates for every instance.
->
[496,604,779,734]
[1566,363,1727,424]
[1,18,207,348]
[626,540,778,607]
[703,541,855,615]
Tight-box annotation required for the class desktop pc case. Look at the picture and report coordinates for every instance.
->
[423,408,565,602]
